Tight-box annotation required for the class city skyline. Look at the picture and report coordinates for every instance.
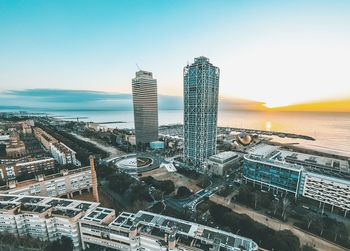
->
[0,1,349,250]
[1,0,350,111]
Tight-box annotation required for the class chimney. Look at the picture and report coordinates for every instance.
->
[89,155,99,203]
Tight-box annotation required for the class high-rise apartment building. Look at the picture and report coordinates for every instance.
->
[132,70,158,145]
[183,56,220,169]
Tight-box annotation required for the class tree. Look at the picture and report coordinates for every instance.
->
[176,186,193,199]
[108,172,133,193]
[237,186,253,205]
[45,236,73,251]
[272,199,279,215]
[281,197,291,221]
[150,189,163,201]
[314,217,325,236]
[305,212,316,229]
[268,230,300,251]
[252,192,260,209]
[197,175,210,188]
[0,144,6,157]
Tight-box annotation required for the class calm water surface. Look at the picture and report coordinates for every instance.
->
[47,110,350,157]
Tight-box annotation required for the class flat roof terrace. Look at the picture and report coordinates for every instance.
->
[0,194,99,212]
[82,207,115,224]
[46,199,73,207]
[209,151,240,164]
[0,195,17,201]
[0,202,19,210]
[110,212,135,230]
[51,208,81,218]
[133,211,258,251]
[21,204,50,214]
[278,150,350,173]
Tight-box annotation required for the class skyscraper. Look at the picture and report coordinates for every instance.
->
[183,56,220,170]
[132,70,158,145]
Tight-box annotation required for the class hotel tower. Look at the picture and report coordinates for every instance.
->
[183,56,220,170]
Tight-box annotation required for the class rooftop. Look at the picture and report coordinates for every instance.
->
[3,166,90,191]
[114,211,259,251]
[52,142,76,154]
[209,151,239,163]
[15,157,54,166]
[135,70,153,79]
[247,144,280,158]
[82,207,115,224]
[246,144,350,175]
[278,150,349,173]
[0,194,99,217]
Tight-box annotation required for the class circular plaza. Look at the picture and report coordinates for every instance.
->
[111,153,160,174]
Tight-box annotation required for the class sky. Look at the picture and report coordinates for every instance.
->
[0,0,350,111]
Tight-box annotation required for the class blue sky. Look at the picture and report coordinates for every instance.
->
[1,0,350,108]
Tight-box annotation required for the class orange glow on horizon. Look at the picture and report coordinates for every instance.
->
[219,95,350,112]
[268,97,350,113]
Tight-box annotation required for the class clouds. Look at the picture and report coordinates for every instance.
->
[0,88,268,112]
[0,89,181,111]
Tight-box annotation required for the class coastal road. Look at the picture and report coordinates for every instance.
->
[70,132,125,158]
[210,195,346,251]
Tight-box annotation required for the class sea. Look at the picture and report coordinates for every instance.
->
[44,110,350,157]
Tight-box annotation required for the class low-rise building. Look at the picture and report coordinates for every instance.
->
[300,172,350,215]
[34,127,58,151]
[0,194,100,250]
[0,194,258,251]
[80,210,258,251]
[34,127,80,166]
[51,142,80,166]
[126,135,136,146]
[243,144,350,216]
[207,151,241,176]
[150,140,164,150]
[1,166,92,198]
[0,157,56,180]
[5,134,26,158]
[21,121,33,134]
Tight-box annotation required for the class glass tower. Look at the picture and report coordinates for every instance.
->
[183,57,220,170]
[132,70,158,145]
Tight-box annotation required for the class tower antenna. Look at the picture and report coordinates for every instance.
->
[136,63,142,71]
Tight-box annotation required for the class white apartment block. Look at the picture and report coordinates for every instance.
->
[80,210,259,251]
[0,194,258,251]
[301,172,350,216]
[1,167,92,198]
[50,142,81,167]
[33,127,81,166]
[0,157,56,179]
[0,194,100,250]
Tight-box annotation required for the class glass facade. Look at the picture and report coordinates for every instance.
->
[243,157,301,194]
[183,57,219,170]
